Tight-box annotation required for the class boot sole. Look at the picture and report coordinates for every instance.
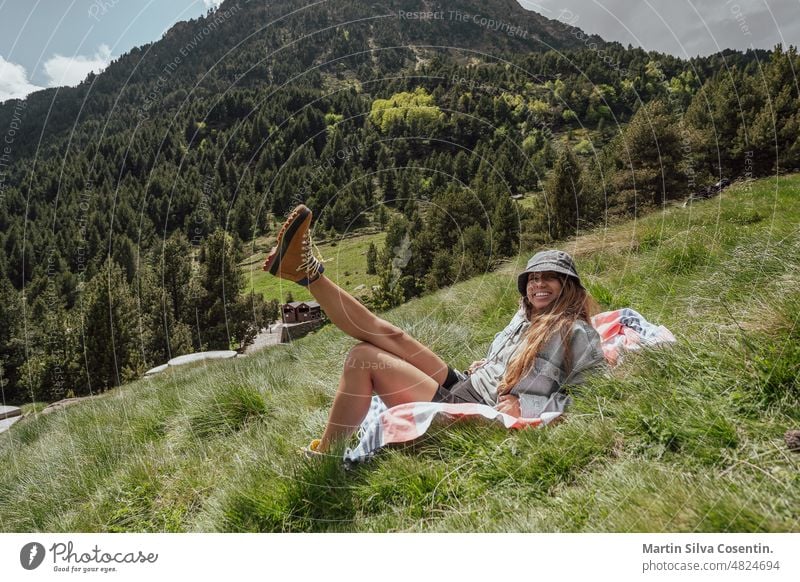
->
[268,206,311,277]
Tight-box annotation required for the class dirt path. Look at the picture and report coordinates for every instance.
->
[243,325,283,355]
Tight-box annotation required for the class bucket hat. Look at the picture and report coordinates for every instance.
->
[517,250,584,295]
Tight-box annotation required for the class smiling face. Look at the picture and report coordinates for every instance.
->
[526,271,564,311]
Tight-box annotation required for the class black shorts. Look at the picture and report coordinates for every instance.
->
[432,375,488,405]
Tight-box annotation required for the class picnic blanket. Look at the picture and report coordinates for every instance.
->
[343,402,563,463]
[343,308,675,463]
[590,308,677,366]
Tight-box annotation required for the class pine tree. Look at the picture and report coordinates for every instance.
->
[383,215,409,257]
[491,194,519,257]
[425,250,455,291]
[377,205,388,229]
[0,279,26,402]
[453,151,470,184]
[216,156,229,185]
[425,186,481,249]
[685,76,742,179]
[19,299,84,401]
[232,191,256,242]
[136,260,193,365]
[113,235,137,283]
[462,224,489,277]
[746,46,800,173]
[544,147,584,240]
[80,258,142,391]
[370,252,404,311]
[402,190,416,220]
[366,242,378,275]
[608,99,685,211]
[160,231,193,323]
[197,229,245,349]
[382,170,397,204]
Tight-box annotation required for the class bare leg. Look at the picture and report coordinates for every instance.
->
[319,342,439,451]
[307,274,450,386]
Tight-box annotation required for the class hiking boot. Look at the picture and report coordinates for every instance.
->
[262,204,324,286]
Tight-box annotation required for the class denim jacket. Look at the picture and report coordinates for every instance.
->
[469,309,607,418]
[509,319,607,418]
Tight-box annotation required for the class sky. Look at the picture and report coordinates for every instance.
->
[1,0,798,102]
[0,0,222,101]
[521,0,800,57]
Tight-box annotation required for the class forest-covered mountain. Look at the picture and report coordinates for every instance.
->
[0,0,798,404]
[0,0,596,155]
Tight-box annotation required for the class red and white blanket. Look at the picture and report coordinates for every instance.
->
[591,308,676,366]
[344,402,563,462]
[344,308,675,463]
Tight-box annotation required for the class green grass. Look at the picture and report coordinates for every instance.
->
[1,175,798,532]
[18,401,47,415]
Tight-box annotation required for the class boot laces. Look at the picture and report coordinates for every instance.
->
[298,230,324,274]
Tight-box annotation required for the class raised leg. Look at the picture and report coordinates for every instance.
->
[264,204,449,385]
[318,342,439,451]
[307,274,450,386]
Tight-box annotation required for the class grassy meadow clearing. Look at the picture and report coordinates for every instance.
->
[0,174,798,532]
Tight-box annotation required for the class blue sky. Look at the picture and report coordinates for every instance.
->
[1,0,798,102]
[0,0,221,100]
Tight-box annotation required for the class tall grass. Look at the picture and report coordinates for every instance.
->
[1,175,798,532]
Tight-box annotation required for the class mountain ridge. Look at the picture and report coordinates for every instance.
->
[1,0,601,134]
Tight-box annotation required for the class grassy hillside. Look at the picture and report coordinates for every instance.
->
[1,175,798,532]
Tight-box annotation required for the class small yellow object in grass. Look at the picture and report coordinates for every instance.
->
[301,438,323,458]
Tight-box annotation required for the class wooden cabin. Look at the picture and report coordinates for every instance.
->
[282,301,322,324]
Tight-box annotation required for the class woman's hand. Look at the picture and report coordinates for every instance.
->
[495,394,521,417]
[468,359,486,374]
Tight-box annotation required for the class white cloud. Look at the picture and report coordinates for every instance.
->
[0,55,43,102]
[43,44,112,88]
[203,0,223,8]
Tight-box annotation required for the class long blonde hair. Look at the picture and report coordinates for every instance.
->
[497,275,599,396]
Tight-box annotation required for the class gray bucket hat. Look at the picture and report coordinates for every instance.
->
[517,250,584,295]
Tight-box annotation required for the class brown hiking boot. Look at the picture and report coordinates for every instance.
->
[262,204,324,286]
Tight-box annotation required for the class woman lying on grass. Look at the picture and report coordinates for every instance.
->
[263,204,607,454]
